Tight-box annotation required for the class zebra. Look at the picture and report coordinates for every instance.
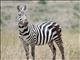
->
[17,5,65,60]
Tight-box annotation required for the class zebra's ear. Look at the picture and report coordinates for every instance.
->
[17,5,26,11]
[17,5,20,11]
[22,5,26,11]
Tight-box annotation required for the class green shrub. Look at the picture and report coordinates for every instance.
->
[38,0,47,5]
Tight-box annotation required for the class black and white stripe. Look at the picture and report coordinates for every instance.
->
[18,21,61,45]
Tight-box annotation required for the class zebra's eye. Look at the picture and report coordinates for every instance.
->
[20,19,22,21]
[19,14,21,16]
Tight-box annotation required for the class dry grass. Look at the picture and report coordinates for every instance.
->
[1,1,80,60]
[1,29,80,60]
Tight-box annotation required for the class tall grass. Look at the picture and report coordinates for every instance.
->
[1,28,80,60]
[1,1,80,60]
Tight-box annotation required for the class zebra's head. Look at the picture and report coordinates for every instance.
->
[17,5,28,27]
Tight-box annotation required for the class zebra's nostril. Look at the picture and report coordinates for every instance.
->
[20,19,22,20]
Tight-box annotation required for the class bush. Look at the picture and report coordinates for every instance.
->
[38,0,47,5]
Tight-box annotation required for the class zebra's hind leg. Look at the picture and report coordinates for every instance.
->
[23,43,29,60]
[55,38,65,60]
[48,41,56,60]
[31,45,35,60]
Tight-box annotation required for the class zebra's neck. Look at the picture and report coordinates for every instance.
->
[18,24,30,36]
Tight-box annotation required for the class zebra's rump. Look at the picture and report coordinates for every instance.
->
[35,21,61,45]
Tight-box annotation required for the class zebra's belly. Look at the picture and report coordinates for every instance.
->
[35,37,51,45]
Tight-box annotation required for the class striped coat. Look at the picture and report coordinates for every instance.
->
[19,21,61,45]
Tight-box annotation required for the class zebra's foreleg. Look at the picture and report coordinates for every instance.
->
[55,38,65,60]
[23,44,29,60]
[31,45,35,60]
[48,41,56,60]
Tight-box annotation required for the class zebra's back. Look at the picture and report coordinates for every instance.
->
[35,21,61,45]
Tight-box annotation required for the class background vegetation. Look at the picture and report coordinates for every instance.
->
[1,1,80,60]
